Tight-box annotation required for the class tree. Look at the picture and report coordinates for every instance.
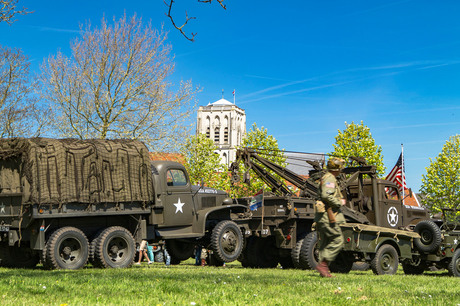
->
[1,0,32,24]
[330,121,385,177]
[40,14,197,151]
[164,0,226,41]
[0,45,49,137]
[420,135,460,214]
[228,123,286,198]
[181,133,225,186]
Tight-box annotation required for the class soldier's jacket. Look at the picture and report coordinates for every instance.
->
[315,171,345,224]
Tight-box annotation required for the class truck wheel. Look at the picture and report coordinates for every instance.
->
[169,255,181,265]
[402,259,426,275]
[154,251,164,263]
[252,237,279,268]
[88,229,104,266]
[447,248,460,277]
[43,227,89,270]
[210,220,243,263]
[165,239,195,261]
[239,236,254,267]
[414,220,442,253]
[93,226,136,269]
[352,262,370,271]
[0,245,39,268]
[279,255,295,269]
[299,231,319,270]
[245,236,260,267]
[291,233,308,269]
[329,252,354,274]
[207,252,225,267]
[370,244,399,275]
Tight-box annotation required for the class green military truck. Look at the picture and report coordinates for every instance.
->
[401,208,460,277]
[0,138,248,269]
[301,223,420,275]
[230,148,430,274]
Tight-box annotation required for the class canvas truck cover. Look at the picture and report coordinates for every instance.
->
[0,138,154,205]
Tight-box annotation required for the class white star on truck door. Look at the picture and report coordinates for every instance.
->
[174,198,185,213]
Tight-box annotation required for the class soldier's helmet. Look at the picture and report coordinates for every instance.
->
[327,157,345,170]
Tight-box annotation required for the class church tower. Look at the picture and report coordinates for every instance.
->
[196,97,246,166]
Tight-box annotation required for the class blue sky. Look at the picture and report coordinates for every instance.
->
[1,0,460,192]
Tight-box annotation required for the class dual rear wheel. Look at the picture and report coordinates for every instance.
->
[43,226,135,270]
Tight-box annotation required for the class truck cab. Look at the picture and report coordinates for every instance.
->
[342,166,429,229]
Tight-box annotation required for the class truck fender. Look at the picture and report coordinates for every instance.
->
[195,204,248,233]
[373,238,401,256]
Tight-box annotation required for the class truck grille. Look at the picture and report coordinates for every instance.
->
[202,197,216,208]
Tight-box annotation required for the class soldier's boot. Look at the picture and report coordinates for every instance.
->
[201,259,206,267]
[316,260,333,278]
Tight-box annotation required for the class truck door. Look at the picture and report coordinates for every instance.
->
[379,184,404,228]
[162,168,195,227]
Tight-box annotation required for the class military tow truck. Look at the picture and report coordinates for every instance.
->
[230,148,430,274]
[0,138,249,269]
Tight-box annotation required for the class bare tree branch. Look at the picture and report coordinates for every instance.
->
[40,14,199,151]
[0,0,33,25]
[164,0,226,42]
[0,45,47,137]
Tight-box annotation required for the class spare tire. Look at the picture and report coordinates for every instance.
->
[414,220,442,253]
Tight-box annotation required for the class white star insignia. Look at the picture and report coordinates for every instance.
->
[173,198,185,214]
[454,238,458,245]
[0,204,4,213]
[389,211,397,223]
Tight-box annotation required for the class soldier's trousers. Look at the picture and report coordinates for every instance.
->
[316,222,344,263]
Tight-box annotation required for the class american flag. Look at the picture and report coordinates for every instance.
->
[385,153,407,196]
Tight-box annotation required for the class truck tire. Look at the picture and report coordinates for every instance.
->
[88,229,104,266]
[447,248,460,277]
[43,227,89,270]
[169,255,181,265]
[329,252,354,274]
[93,226,136,269]
[244,236,260,267]
[0,245,39,268]
[352,261,370,271]
[250,237,279,268]
[299,231,318,270]
[370,244,399,275]
[239,236,254,267]
[414,220,442,253]
[207,252,225,267]
[154,251,164,263]
[279,255,295,269]
[165,239,195,261]
[210,220,243,263]
[291,233,308,269]
[402,259,426,275]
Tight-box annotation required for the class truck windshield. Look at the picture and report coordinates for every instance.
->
[166,169,188,187]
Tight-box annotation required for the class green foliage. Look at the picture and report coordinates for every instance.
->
[421,135,460,214]
[330,121,385,177]
[0,262,458,305]
[181,133,225,186]
[227,123,286,198]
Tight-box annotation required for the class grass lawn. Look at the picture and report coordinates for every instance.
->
[0,260,459,305]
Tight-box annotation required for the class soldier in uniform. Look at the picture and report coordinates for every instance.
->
[314,157,346,277]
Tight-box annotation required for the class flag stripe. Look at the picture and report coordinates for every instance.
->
[385,153,407,196]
